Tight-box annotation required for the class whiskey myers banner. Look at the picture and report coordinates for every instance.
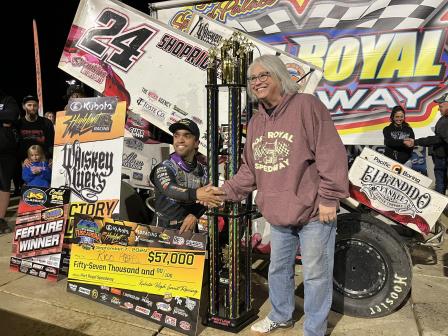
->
[157,0,448,144]
[58,0,321,154]
[11,186,71,281]
[68,215,207,335]
[349,156,448,234]
[51,97,126,209]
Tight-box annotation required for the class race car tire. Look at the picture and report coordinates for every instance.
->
[331,213,412,318]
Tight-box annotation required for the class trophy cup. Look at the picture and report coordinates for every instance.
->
[205,32,257,331]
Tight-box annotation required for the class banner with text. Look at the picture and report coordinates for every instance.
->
[51,97,125,210]
[68,215,206,335]
[349,156,448,234]
[10,186,71,281]
[158,0,448,144]
[58,0,321,154]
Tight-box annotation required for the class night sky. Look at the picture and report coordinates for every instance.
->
[1,0,152,113]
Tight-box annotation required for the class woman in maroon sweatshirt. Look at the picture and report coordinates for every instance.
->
[220,55,349,336]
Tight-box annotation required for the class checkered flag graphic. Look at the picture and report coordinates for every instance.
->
[228,0,444,35]
[275,141,290,157]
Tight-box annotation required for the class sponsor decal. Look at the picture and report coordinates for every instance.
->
[100,293,109,301]
[164,292,173,302]
[359,164,431,217]
[38,271,47,278]
[32,263,45,270]
[124,138,144,151]
[123,292,140,301]
[101,223,131,245]
[45,267,57,274]
[29,269,39,276]
[173,307,188,318]
[141,295,153,307]
[135,305,150,315]
[164,315,177,327]
[172,236,185,245]
[156,33,209,71]
[42,207,64,221]
[75,218,101,247]
[22,188,47,206]
[122,152,145,171]
[185,239,204,249]
[100,286,110,291]
[156,302,172,312]
[111,288,122,296]
[14,220,64,253]
[185,298,196,311]
[179,321,191,331]
[111,297,121,305]
[191,21,223,46]
[151,310,162,321]
[78,287,91,295]
[61,140,114,202]
[123,302,134,310]
[10,257,21,265]
[91,289,99,299]
[65,97,116,137]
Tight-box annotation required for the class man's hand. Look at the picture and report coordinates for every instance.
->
[319,204,336,224]
[403,138,414,148]
[196,183,226,208]
[179,214,197,234]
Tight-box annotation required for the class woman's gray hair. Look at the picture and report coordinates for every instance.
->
[247,55,300,102]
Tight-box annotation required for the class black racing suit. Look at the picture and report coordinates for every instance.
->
[149,156,207,229]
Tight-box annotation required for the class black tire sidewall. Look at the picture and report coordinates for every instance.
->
[332,213,412,318]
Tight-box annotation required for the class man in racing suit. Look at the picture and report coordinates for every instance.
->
[150,118,223,233]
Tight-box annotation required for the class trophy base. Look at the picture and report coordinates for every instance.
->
[204,309,259,333]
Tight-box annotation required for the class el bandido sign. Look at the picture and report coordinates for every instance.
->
[349,156,448,235]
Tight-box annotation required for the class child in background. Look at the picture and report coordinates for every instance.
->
[22,145,51,187]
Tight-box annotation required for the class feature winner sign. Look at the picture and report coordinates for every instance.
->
[11,186,71,280]
[68,215,206,335]
[51,96,125,209]
[349,156,448,235]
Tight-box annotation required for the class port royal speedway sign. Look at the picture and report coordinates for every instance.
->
[58,0,321,154]
[157,0,448,144]
[349,156,448,234]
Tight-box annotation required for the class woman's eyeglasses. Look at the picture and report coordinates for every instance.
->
[247,72,271,83]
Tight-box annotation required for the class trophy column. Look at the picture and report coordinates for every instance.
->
[205,33,257,331]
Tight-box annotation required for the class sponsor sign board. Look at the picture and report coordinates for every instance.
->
[68,216,206,335]
[349,156,448,234]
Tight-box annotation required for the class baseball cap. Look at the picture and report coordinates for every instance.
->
[434,93,448,104]
[169,118,200,139]
[22,95,39,104]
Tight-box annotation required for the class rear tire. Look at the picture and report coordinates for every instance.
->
[332,213,412,318]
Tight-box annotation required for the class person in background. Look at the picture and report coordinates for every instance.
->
[150,118,224,233]
[64,83,86,110]
[22,145,51,188]
[18,95,54,163]
[44,111,55,125]
[0,90,20,233]
[383,106,414,166]
[405,93,448,194]
[208,55,349,336]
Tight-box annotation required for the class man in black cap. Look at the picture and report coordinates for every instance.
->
[18,95,54,163]
[405,93,448,194]
[150,118,224,232]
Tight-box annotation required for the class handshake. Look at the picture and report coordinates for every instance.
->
[403,138,415,148]
[196,183,226,208]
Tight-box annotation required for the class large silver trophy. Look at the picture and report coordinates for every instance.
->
[205,32,257,331]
